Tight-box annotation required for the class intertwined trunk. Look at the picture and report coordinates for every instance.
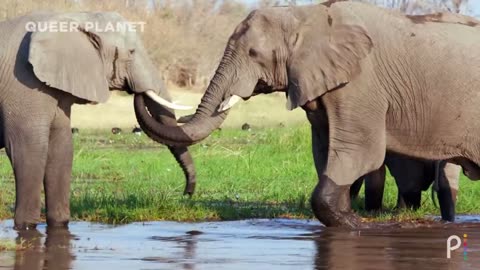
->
[140,97,197,195]
[134,56,234,147]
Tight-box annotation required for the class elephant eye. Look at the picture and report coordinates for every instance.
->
[249,48,258,58]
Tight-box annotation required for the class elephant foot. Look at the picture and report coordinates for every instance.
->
[311,175,363,228]
[14,222,37,231]
[365,195,383,212]
[402,192,421,210]
[395,194,406,210]
[438,188,456,222]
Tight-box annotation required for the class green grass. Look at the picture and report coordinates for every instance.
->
[0,124,479,224]
[0,238,29,251]
[0,240,16,251]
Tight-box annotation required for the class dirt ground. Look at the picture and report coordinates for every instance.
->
[71,90,306,129]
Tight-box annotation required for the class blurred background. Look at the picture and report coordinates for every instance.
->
[0,0,475,129]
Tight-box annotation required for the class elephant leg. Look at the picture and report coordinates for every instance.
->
[396,194,406,209]
[307,100,386,228]
[5,125,50,230]
[168,146,196,196]
[44,109,73,227]
[364,164,386,211]
[309,121,355,227]
[310,130,385,227]
[385,154,426,210]
[437,161,460,222]
[400,191,422,209]
[443,162,460,204]
[350,178,364,200]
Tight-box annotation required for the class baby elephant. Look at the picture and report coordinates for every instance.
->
[350,153,460,222]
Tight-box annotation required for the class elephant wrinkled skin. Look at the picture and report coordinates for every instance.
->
[131,2,480,227]
[0,12,196,230]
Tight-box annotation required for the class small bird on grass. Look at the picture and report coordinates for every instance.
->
[132,126,142,135]
[241,123,251,131]
[111,127,122,135]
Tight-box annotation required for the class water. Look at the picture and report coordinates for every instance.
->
[0,218,479,269]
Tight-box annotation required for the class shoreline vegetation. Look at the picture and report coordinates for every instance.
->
[0,119,478,225]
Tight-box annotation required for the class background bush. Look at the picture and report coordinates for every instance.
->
[0,0,471,90]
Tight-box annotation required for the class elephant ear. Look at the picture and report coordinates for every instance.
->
[29,22,110,103]
[286,20,373,110]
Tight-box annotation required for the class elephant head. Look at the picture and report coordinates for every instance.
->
[28,12,190,112]
[132,3,372,146]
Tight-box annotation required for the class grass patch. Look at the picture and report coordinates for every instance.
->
[0,125,479,224]
[0,240,16,251]
[0,238,30,251]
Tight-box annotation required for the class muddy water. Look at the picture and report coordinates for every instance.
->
[0,218,480,270]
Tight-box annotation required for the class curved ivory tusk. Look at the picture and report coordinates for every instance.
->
[285,96,294,111]
[218,95,242,112]
[145,90,193,110]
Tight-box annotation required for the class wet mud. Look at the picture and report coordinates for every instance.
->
[0,217,480,269]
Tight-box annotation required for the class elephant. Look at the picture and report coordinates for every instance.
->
[0,12,196,230]
[350,153,460,221]
[132,2,480,227]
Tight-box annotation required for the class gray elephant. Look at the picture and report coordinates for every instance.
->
[132,2,480,227]
[0,12,196,230]
[350,153,460,221]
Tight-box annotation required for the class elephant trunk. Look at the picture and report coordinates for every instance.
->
[134,64,231,147]
[138,97,197,195]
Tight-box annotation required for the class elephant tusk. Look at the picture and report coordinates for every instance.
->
[285,96,294,111]
[145,90,192,110]
[218,95,242,112]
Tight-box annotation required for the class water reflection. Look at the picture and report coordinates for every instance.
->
[14,228,74,270]
[313,227,479,270]
[182,231,201,270]
[1,219,480,270]
[146,230,201,269]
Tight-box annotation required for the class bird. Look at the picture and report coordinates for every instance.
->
[241,123,251,131]
[132,126,142,135]
[111,127,122,135]
[71,127,79,134]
